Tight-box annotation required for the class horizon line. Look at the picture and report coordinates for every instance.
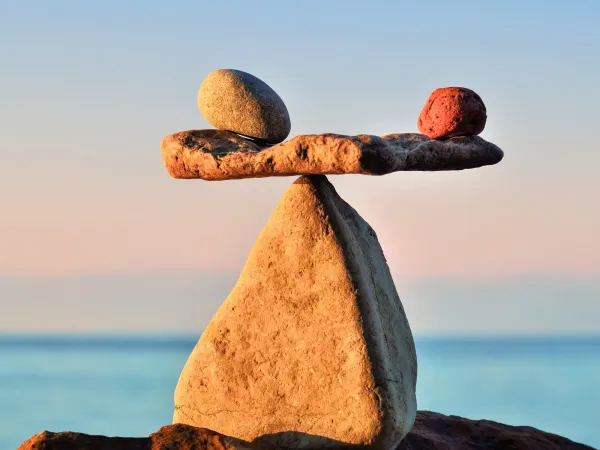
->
[1,331,599,340]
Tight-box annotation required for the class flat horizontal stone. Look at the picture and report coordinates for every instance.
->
[160,129,503,181]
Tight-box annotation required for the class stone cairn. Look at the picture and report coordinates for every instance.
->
[160,69,503,450]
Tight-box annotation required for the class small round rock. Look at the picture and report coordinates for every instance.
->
[418,87,487,139]
[198,69,291,144]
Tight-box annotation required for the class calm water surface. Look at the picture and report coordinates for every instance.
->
[0,336,598,448]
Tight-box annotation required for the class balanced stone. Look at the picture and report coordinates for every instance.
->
[198,69,291,144]
[173,175,418,449]
[418,87,487,139]
[161,129,503,181]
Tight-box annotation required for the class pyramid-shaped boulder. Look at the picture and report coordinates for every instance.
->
[173,175,417,449]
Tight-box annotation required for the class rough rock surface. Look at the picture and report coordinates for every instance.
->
[18,431,145,450]
[160,129,503,181]
[18,412,593,449]
[173,175,418,449]
[198,69,291,144]
[17,423,276,450]
[418,87,487,139]
[398,411,594,450]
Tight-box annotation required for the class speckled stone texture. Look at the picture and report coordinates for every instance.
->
[160,129,503,181]
[173,175,417,449]
[418,87,487,139]
[198,69,291,144]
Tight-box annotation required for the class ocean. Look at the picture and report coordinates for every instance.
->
[0,336,598,449]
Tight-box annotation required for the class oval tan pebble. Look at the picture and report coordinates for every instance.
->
[198,69,291,144]
[418,87,487,139]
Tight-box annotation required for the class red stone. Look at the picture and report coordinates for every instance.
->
[418,87,487,139]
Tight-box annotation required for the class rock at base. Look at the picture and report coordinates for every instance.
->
[18,431,144,450]
[17,423,276,450]
[173,175,418,448]
[18,412,594,450]
[160,129,504,181]
[399,411,594,450]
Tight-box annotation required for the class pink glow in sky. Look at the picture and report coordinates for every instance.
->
[1,2,599,280]
[1,2,599,334]
[2,165,598,278]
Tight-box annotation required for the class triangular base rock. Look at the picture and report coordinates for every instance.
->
[173,175,417,449]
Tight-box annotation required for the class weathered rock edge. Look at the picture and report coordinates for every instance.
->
[160,129,504,181]
[18,411,593,449]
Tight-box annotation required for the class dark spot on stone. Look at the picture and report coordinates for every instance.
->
[297,145,308,160]
[359,148,388,174]
[183,135,197,149]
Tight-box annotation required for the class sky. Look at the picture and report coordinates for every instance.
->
[1,0,599,334]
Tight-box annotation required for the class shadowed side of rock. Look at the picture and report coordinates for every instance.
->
[397,411,595,450]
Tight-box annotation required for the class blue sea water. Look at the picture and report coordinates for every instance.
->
[0,336,598,449]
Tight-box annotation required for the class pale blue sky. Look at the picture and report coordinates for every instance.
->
[1,1,598,333]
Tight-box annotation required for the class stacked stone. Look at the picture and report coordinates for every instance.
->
[418,87,487,139]
[16,73,586,450]
[162,71,501,181]
[198,69,291,144]
[159,70,504,449]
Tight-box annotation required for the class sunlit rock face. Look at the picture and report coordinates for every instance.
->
[173,175,417,449]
